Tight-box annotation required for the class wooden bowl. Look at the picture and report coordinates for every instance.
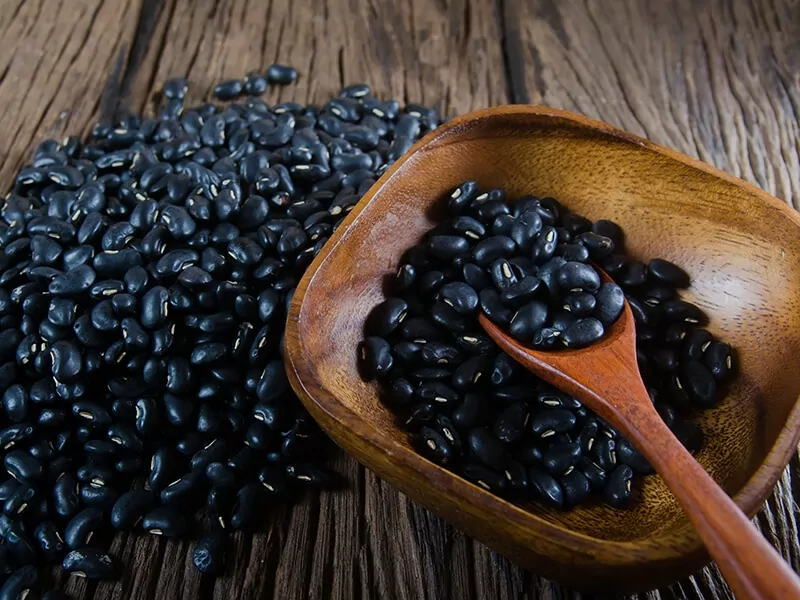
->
[284,106,800,593]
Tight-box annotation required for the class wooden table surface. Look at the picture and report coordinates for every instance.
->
[1,0,799,598]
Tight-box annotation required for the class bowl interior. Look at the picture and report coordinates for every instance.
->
[291,109,800,545]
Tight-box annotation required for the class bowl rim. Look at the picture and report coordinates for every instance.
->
[285,104,800,566]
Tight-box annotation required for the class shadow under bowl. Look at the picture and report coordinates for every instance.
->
[284,105,800,594]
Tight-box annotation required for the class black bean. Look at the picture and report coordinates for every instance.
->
[556,261,601,293]
[531,226,558,263]
[193,530,228,574]
[414,427,454,465]
[447,181,479,214]
[430,301,468,332]
[704,341,734,381]
[0,565,37,600]
[681,361,717,408]
[592,282,624,326]
[560,468,591,506]
[214,80,244,100]
[648,258,689,288]
[438,282,479,315]
[64,507,104,549]
[562,318,604,349]
[51,472,79,518]
[508,300,549,342]
[543,442,581,476]
[472,236,515,266]
[34,520,65,561]
[603,465,634,508]
[230,483,261,530]
[163,77,188,99]
[2,385,28,423]
[62,547,115,579]
[428,235,469,259]
[528,466,564,507]
[266,64,298,85]
[530,410,576,438]
[5,451,42,482]
[683,328,713,361]
[461,463,507,494]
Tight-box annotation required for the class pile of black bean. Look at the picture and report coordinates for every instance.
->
[0,65,440,597]
[358,183,736,510]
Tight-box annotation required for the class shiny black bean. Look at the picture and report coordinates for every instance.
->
[616,438,652,474]
[648,258,689,288]
[560,468,591,506]
[229,483,261,530]
[556,261,601,293]
[662,299,705,325]
[683,329,713,361]
[62,547,115,579]
[593,282,624,326]
[562,318,604,349]
[428,234,469,260]
[2,385,28,423]
[5,450,42,482]
[603,465,634,508]
[704,341,734,381]
[530,409,576,438]
[498,276,540,305]
[413,381,457,409]
[543,442,582,476]
[214,79,244,100]
[556,242,590,262]
[4,482,35,517]
[451,393,486,430]
[430,301,468,332]
[461,463,506,494]
[266,64,298,84]
[163,77,188,99]
[489,258,518,290]
[528,466,563,507]
[438,282,479,315]
[51,472,79,518]
[418,342,460,366]
[562,292,596,317]
[0,565,37,600]
[619,260,648,288]
[192,530,228,574]
[34,520,65,561]
[413,427,453,465]
[47,340,81,382]
[49,264,96,295]
[508,300,549,342]
[472,235,515,266]
[531,226,558,263]
[366,298,408,336]
[681,361,717,408]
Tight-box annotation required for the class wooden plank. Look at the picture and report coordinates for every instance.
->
[0,0,142,186]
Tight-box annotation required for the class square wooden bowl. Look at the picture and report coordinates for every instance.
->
[284,106,800,593]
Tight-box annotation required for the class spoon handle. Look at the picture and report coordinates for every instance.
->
[625,411,800,600]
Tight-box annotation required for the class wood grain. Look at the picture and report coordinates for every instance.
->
[0,0,797,598]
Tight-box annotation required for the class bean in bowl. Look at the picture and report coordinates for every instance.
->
[358,182,736,509]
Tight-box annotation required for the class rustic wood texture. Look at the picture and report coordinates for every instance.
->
[0,0,797,598]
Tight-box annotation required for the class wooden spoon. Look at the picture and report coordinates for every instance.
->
[479,287,800,600]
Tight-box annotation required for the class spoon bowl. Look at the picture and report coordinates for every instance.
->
[284,105,800,593]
